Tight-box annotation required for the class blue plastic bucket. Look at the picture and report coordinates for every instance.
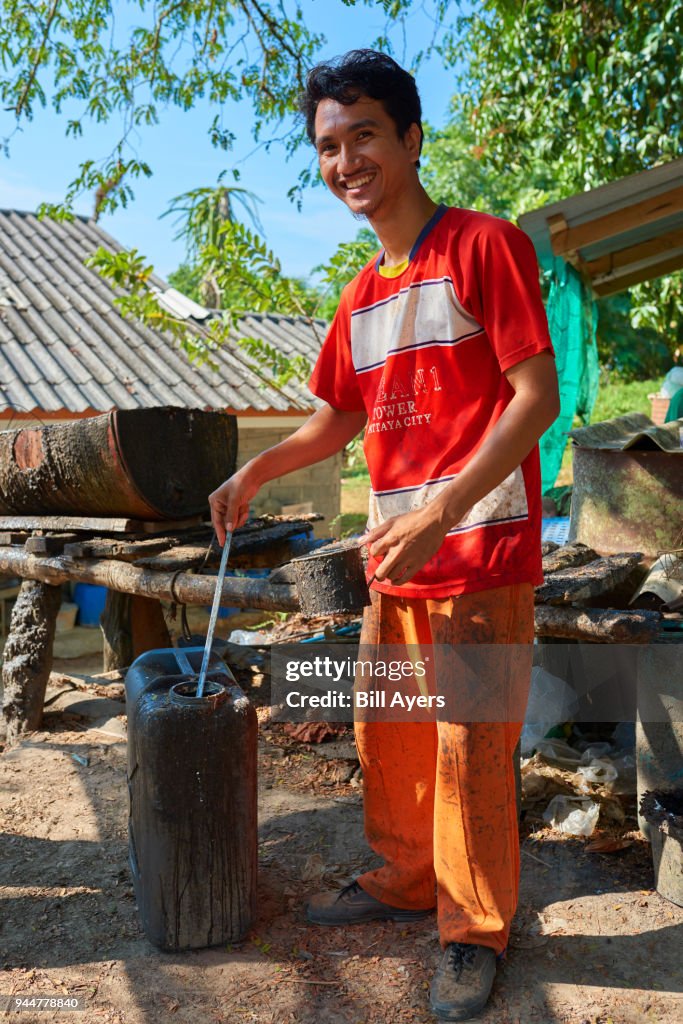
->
[73,583,108,626]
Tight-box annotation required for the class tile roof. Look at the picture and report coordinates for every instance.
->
[0,209,326,415]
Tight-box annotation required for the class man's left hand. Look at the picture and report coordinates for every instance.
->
[361,504,455,585]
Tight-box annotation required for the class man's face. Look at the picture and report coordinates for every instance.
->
[313,94,420,220]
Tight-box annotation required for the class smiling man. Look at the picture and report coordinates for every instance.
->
[209,50,559,1021]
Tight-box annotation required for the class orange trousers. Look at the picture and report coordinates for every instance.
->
[354,584,534,955]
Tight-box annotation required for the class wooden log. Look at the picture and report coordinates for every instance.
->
[1,579,62,742]
[535,552,643,605]
[49,669,125,700]
[534,605,660,642]
[0,514,202,534]
[131,594,171,659]
[101,590,170,672]
[541,542,598,575]
[101,591,133,672]
[0,546,299,611]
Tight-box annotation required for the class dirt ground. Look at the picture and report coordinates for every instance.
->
[1,633,682,1024]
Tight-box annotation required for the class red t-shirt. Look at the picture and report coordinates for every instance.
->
[309,205,554,598]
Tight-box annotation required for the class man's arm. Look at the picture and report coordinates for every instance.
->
[364,352,559,584]
[209,404,367,544]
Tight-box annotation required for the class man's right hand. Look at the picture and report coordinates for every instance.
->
[209,467,260,546]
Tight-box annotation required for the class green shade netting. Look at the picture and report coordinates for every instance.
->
[539,257,600,492]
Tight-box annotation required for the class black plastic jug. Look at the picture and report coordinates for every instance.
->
[125,646,257,951]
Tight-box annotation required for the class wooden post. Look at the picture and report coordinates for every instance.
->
[1,579,62,744]
[101,591,133,672]
[130,595,171,660]
[101,592,172,672]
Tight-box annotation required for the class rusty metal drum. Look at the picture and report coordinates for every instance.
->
[0,407,237,520]
[569,446,683,557]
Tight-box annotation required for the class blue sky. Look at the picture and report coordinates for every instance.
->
[0,1,460,282]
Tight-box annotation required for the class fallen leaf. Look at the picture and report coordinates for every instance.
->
[300,853,326,882]
[284,722,347,744]
[585,835,633,853]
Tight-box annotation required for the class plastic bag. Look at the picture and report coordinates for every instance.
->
[576,758,618,787]
[520,667,579,755]
[543,795,600,836]
[662,366,683,398]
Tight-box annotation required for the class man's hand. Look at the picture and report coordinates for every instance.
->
[363,502,458,585]
[209,467,260,546]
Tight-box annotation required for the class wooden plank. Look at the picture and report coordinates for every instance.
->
[64,534,185,561]
[535,605,660,642]
[0,514,203,534]
[25,532,82,555]
[0,531,30,545]
[535,552,643,605]
[542,542,598,575]
[593,250,683,296]
[136,520,317,570]
[134,544,213,571]
[231,520,313,555]
[549,185,683,257]
[585,226,683,277]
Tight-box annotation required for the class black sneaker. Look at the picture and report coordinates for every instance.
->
[306,880,434,926]
[429,942,497,1021]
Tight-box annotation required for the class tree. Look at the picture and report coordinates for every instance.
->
[446,1,682,186]
[430,0,683,364]
[163,174,263,308]
[0,0,446,214]
[423,111,671,380]
[313,227,379,320]
[3,1,679,371]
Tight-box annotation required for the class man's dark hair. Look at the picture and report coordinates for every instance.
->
[300,49,423,167]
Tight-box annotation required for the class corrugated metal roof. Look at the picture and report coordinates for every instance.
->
[517,158,683,297]
[0,209,325,415]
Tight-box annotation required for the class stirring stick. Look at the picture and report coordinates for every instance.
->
[196,532,232,697]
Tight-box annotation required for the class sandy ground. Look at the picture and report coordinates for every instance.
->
[1,655,682,1024]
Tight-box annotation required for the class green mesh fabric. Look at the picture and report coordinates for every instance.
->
[540,257,599,492]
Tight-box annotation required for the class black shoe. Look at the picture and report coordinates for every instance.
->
[429,942,497,1021]
[306,880,434,926]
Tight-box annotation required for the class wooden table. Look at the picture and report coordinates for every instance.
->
[0,525,665,746]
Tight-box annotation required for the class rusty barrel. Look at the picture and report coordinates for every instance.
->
[0,407,238,520]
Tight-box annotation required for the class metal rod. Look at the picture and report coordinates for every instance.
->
[196,533,232,697]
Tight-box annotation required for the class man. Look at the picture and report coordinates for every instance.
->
[209,50,559,1021]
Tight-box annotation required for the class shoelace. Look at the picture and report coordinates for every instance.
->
[338,880,363,901]
[446,943,478,971]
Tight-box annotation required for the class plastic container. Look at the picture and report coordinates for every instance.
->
[125,646,257,950]
[73,583,107,626]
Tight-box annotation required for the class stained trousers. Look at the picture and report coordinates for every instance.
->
[354,583,534,955]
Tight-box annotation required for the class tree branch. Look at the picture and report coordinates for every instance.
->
[238,0,306,83]
[15,0,61,117]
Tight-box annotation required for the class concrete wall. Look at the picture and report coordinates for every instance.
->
[237,417,341,538]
